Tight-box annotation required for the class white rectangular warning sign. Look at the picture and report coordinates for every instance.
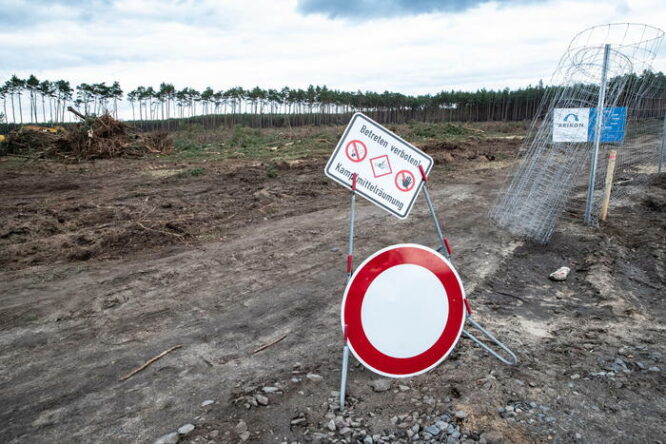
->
[325,113,433,219]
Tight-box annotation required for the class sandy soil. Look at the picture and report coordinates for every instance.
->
[0,138,664,444]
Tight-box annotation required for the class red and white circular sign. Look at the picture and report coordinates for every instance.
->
[394,170,416,192]
[345,139,367,163]
[341,244,466,378]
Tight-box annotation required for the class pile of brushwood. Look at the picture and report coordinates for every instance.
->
[0,114,172,160]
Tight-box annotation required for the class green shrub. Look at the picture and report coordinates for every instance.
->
[266,164,278,178]
[230,126,264,148]
[176,167,206,178]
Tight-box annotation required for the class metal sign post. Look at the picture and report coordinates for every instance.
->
[336,156,517,411]
[657,115,666,174]
[584,43,611,225]
[418,165,448,257]
[339,173,357,410]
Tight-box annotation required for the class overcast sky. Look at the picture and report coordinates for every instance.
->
[1,0,665,97]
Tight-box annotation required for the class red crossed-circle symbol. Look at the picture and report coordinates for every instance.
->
[345,139,367,163]
[394,170,416,192]
[342,244,466,377]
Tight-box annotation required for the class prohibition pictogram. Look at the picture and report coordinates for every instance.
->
[345,140,367,163]
[394,170,415,192]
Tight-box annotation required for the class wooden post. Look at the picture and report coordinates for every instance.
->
[600,150,617,222]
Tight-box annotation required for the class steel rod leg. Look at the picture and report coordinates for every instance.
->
[418,165,448,257]
[463,317,518,365]
[340,174,357,411]
[658,113,666,174]
[418,167,516,365]
[347,195,355,276]
[422,184,447,254]
[339,345,350,409]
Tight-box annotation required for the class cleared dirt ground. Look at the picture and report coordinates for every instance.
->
[0,132,664,444]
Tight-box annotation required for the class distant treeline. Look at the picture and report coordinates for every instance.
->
[1,71,665,131]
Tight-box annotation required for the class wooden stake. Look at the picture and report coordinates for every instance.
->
[600,150,617,222]
[119,345,182,381]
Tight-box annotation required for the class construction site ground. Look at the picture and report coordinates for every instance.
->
[0,124,664,444]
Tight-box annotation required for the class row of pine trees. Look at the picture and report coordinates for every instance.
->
[1,72,665,128]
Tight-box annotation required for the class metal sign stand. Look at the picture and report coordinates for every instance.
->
[338,168,517,410]
[584,43,611,225]
[657,115,666,174]
[338,173,357,410]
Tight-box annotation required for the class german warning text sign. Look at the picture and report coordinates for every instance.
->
[325,113,433,219]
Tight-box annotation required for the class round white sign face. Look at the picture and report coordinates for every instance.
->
[342,244,466,378]
[361,264,449,358]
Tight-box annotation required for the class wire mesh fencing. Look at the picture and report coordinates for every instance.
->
[489,23,666,243]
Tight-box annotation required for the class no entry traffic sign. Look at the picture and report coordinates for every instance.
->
[341,244,466,378]
[325,113,433,219]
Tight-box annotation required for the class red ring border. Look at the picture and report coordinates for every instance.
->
[345,139,367,163]
[342,244,465,377]
[394,169,416,192]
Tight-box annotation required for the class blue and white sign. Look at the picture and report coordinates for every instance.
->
[553,107,626,143]
[553,108,590,142]
[588,107,626,143]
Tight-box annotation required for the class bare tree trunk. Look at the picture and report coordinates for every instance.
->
[10,94,15,123]
[17,93,23,123]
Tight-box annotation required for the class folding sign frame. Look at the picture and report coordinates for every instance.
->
[338,166,517,410]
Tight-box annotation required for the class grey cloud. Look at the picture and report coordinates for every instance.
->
[297,0,526,19]
[0,0,108,28]
[0,0,225,29]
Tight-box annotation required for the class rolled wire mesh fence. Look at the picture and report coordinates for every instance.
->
[489,23,665,243]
